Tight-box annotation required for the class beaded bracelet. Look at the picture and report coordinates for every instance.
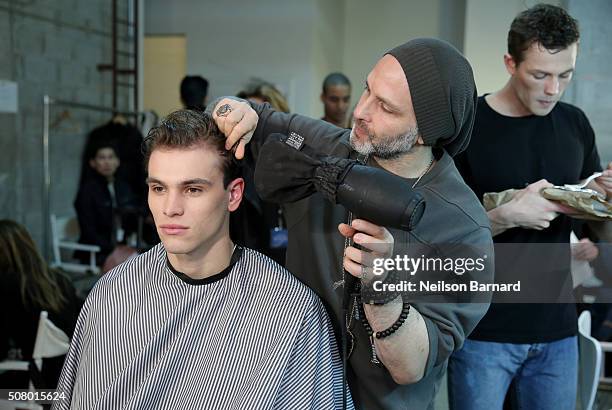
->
[360,269,400,305]
[358,296,411,339]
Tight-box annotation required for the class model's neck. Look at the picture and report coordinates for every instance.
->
[487,81,532,117]
[167,236,234,280]
[375,145,435,179]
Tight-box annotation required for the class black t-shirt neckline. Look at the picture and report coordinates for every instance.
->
[166,246,243,286]
[481,93,542,121]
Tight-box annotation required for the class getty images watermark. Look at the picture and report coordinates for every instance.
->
[370,254,520,293]
[361,242,612,304]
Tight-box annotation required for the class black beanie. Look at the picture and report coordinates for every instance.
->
[386,38,477,157]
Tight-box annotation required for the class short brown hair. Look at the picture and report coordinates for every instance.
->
[508,4,579,65]
[142,110,240,187]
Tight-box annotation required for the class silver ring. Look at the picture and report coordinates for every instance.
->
[360,265,367,280]
[216,103,232,117]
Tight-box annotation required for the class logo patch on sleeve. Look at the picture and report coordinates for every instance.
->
[285,132,305,150]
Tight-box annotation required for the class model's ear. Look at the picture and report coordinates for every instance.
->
[227,177,244,212]
[504,53,517,76]
[89,159,96,169]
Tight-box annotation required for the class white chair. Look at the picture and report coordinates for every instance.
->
[571,231,598,290]
[578,310,602,410]
[50,213,101,274]
[599,341,612,384]
[0,311,70,410]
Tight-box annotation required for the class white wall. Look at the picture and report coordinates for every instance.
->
[564,0,612,164]
[144,0,462,118]
[463,0,561,94]
[342,0,442,115]
[145,0,319,115]
[311,0,346,118]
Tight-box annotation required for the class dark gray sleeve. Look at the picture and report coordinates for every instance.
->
[205,96,352,161]
[411,228,494,377]
[249,103,350,157]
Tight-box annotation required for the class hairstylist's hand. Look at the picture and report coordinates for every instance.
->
[211,98,258,159]
[338,219,394,282]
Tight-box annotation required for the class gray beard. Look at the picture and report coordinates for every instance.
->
[349,125,420,160]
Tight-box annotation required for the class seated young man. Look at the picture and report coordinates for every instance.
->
[53,110,349,409]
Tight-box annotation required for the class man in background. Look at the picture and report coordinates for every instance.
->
[450,4,612,409]
[321,72,351,128]
[180,75,209,110]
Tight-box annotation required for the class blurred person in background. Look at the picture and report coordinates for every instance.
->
[237,78,290,113]
[180,75,209,111]
[321,72,351,128]
[74,141,139,267]
[83,119,147,204]
[0,220,81,389]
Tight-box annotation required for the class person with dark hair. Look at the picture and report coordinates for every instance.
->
[54,110,349,409]
[180,75,209,111]
[207,38,494,409]
[0,220,81,389]
[82,120,147,203]
[82,120,157,252]
[449,4,611,409]
[321,72,351,128]
[74,141,139,266]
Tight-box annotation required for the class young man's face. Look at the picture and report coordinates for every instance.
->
[321,84,351,125]
[89,147,120,179]
[350,54,420,160]
[146,144,242,258]
[506,42,578,116]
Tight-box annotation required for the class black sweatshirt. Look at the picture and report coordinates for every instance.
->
[455,96,602,343]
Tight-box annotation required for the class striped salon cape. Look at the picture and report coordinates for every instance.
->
[52,245,352,409]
